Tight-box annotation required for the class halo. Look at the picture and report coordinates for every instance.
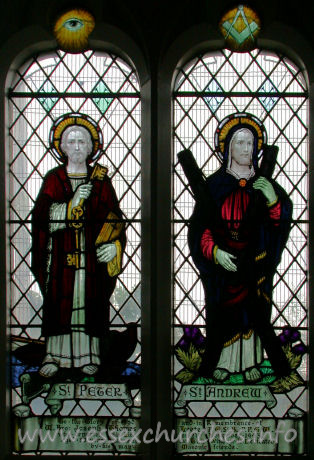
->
[214,113,267,162]
[49,113,103,164]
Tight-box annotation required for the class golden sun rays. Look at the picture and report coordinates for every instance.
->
[53,9,95,52]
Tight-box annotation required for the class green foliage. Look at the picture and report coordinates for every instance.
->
[176,369,195,384]
[271,370,303,393]
[193,376,215,385]
[81,376,95,383]
[175,342,303,388]
[260,366,274,375]
[175,344,202,383]
[228,373,244,384]
[283,344,302,369]
[176,344,202,372]
[260,375,276,385]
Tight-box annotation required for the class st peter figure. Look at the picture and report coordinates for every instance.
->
[31,114,125,378]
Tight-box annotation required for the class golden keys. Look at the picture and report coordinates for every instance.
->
[90,163,108,181]
[67,253,79,268]
[68,163,109,268]
[69,163,108,229]
[70,204,84,229]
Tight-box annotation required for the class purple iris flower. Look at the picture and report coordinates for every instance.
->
[177,326,205,351]
[278,326,307,356]
[292,343,307,355]
[279,326,301,345]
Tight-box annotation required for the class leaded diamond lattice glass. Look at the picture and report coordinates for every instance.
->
[204,79,224,113]
[173,49,308,455]
[9,50,141,454]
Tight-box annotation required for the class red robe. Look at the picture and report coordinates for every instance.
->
[188,168,292,377]
[31,166,125,338]
[200,188,281,312]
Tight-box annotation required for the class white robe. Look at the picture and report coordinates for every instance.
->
[217,331,263,373]
[42,175,100,369]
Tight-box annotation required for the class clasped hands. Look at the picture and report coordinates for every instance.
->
[216,176,277,272]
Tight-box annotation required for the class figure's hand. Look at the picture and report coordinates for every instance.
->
[72,184,93,207]
[253,177,277,204]
[216,249,237,272]
[96,243,117,263]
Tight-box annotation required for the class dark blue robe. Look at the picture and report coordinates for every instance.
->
[188,166,292,377]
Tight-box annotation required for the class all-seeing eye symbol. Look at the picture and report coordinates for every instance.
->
[53,9,95,52]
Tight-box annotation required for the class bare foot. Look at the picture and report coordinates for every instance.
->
[82,365,98,375]
[213,368,229,382]
[39,363,59,378]
[245,367,261,382]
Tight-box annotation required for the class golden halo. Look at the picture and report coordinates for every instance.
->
[53,8,95,52]
[214,113,267,162]
[50,113,103,164]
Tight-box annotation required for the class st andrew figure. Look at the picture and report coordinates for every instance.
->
[186,113,292,382]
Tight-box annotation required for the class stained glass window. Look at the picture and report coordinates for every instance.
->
[219,5,261,51]
[173,49,308,455]
[9,50,141,454]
